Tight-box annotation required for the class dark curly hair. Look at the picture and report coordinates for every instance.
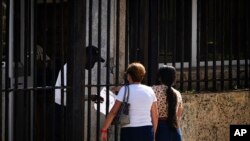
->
[158,65,178,129]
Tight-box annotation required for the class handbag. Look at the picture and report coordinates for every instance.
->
[112,85,130,126]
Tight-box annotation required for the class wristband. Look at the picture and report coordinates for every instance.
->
[101,129,108,133]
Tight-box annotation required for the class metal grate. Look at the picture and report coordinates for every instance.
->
[1,0,249,141]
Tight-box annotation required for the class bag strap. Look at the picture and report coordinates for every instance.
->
[123,85,129,102]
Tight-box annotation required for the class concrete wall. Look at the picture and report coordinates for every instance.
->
[180,90,250,141]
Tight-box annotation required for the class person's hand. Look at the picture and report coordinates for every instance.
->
[90,95,104,103]
[111,86,121,95]
[100,129,108,141]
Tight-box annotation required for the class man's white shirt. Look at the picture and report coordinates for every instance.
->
[55,64,67,106]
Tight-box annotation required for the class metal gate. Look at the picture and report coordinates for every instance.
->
[1,0,134,141]
[1,0,249,141]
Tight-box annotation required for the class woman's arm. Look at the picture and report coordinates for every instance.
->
[175,90,183,120]
[151,101,158,139]
[100,100,122,140]
[176,102,183,120]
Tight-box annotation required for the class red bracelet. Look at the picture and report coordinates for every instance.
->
[101,129,108,133]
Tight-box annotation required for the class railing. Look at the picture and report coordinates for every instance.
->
[157,0,249,92]
[1,0,249,141]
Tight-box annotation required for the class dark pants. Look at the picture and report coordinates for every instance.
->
[156,120,182,141]
[120,126,154,141]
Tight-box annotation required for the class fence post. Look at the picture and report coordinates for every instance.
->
[67,0,86,141]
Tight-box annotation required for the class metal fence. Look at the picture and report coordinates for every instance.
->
[1,0,249,141]
[157,0,250,92]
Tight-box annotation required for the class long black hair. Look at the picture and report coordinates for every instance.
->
[158,65,178,129]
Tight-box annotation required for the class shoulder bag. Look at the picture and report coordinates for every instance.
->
[112,85,130,126]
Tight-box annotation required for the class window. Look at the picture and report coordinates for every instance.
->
[199,0,248,62]
[159,0,248,65]
[159,0,192,63]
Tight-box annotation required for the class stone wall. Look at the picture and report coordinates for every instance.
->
[180,90,250,141]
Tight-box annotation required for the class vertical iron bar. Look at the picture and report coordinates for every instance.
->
[243,0,248,88]
[106,0,111,140]
[51,0,56,84]
[51,0,57,141]
[246,0,250,89]
[188,65,192,91]
[135,0,140,61]
[164,0,168,64]
[67,0,86,140]
[188,60,192,91]
[0,0,3,139]
[172,0,176,66]
[33,0,38,140]
[158,0,162,64]
[42,1,48,140]
[228,0,233,89]
[24,0,31,140]
[180,0,184,91]
[212,0,217,91]
[216,0,221,91]
[187,0,192,91]
[188,0,192,91]
[130,0,139,62]
[82,0,87,138]
[127,0,131,62]
[13,0,22,140]
[204,0,208,90]
[196,0,201,92]
[5,0,11,140]
[220,0,225,90]
[59,0,65,140]
[224,0,229,90]
[115,0,120,85]
[0,0,2,58]
[5,0,10,139]
[30,0,35,140]
[167,0,170,64]
[125,0,129,69]
[82,0,87,140]
[236,1,241,88]
[148,0,159,85]
[87,0,93,140]
[96,0,103,140]
[114,0,120,140]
